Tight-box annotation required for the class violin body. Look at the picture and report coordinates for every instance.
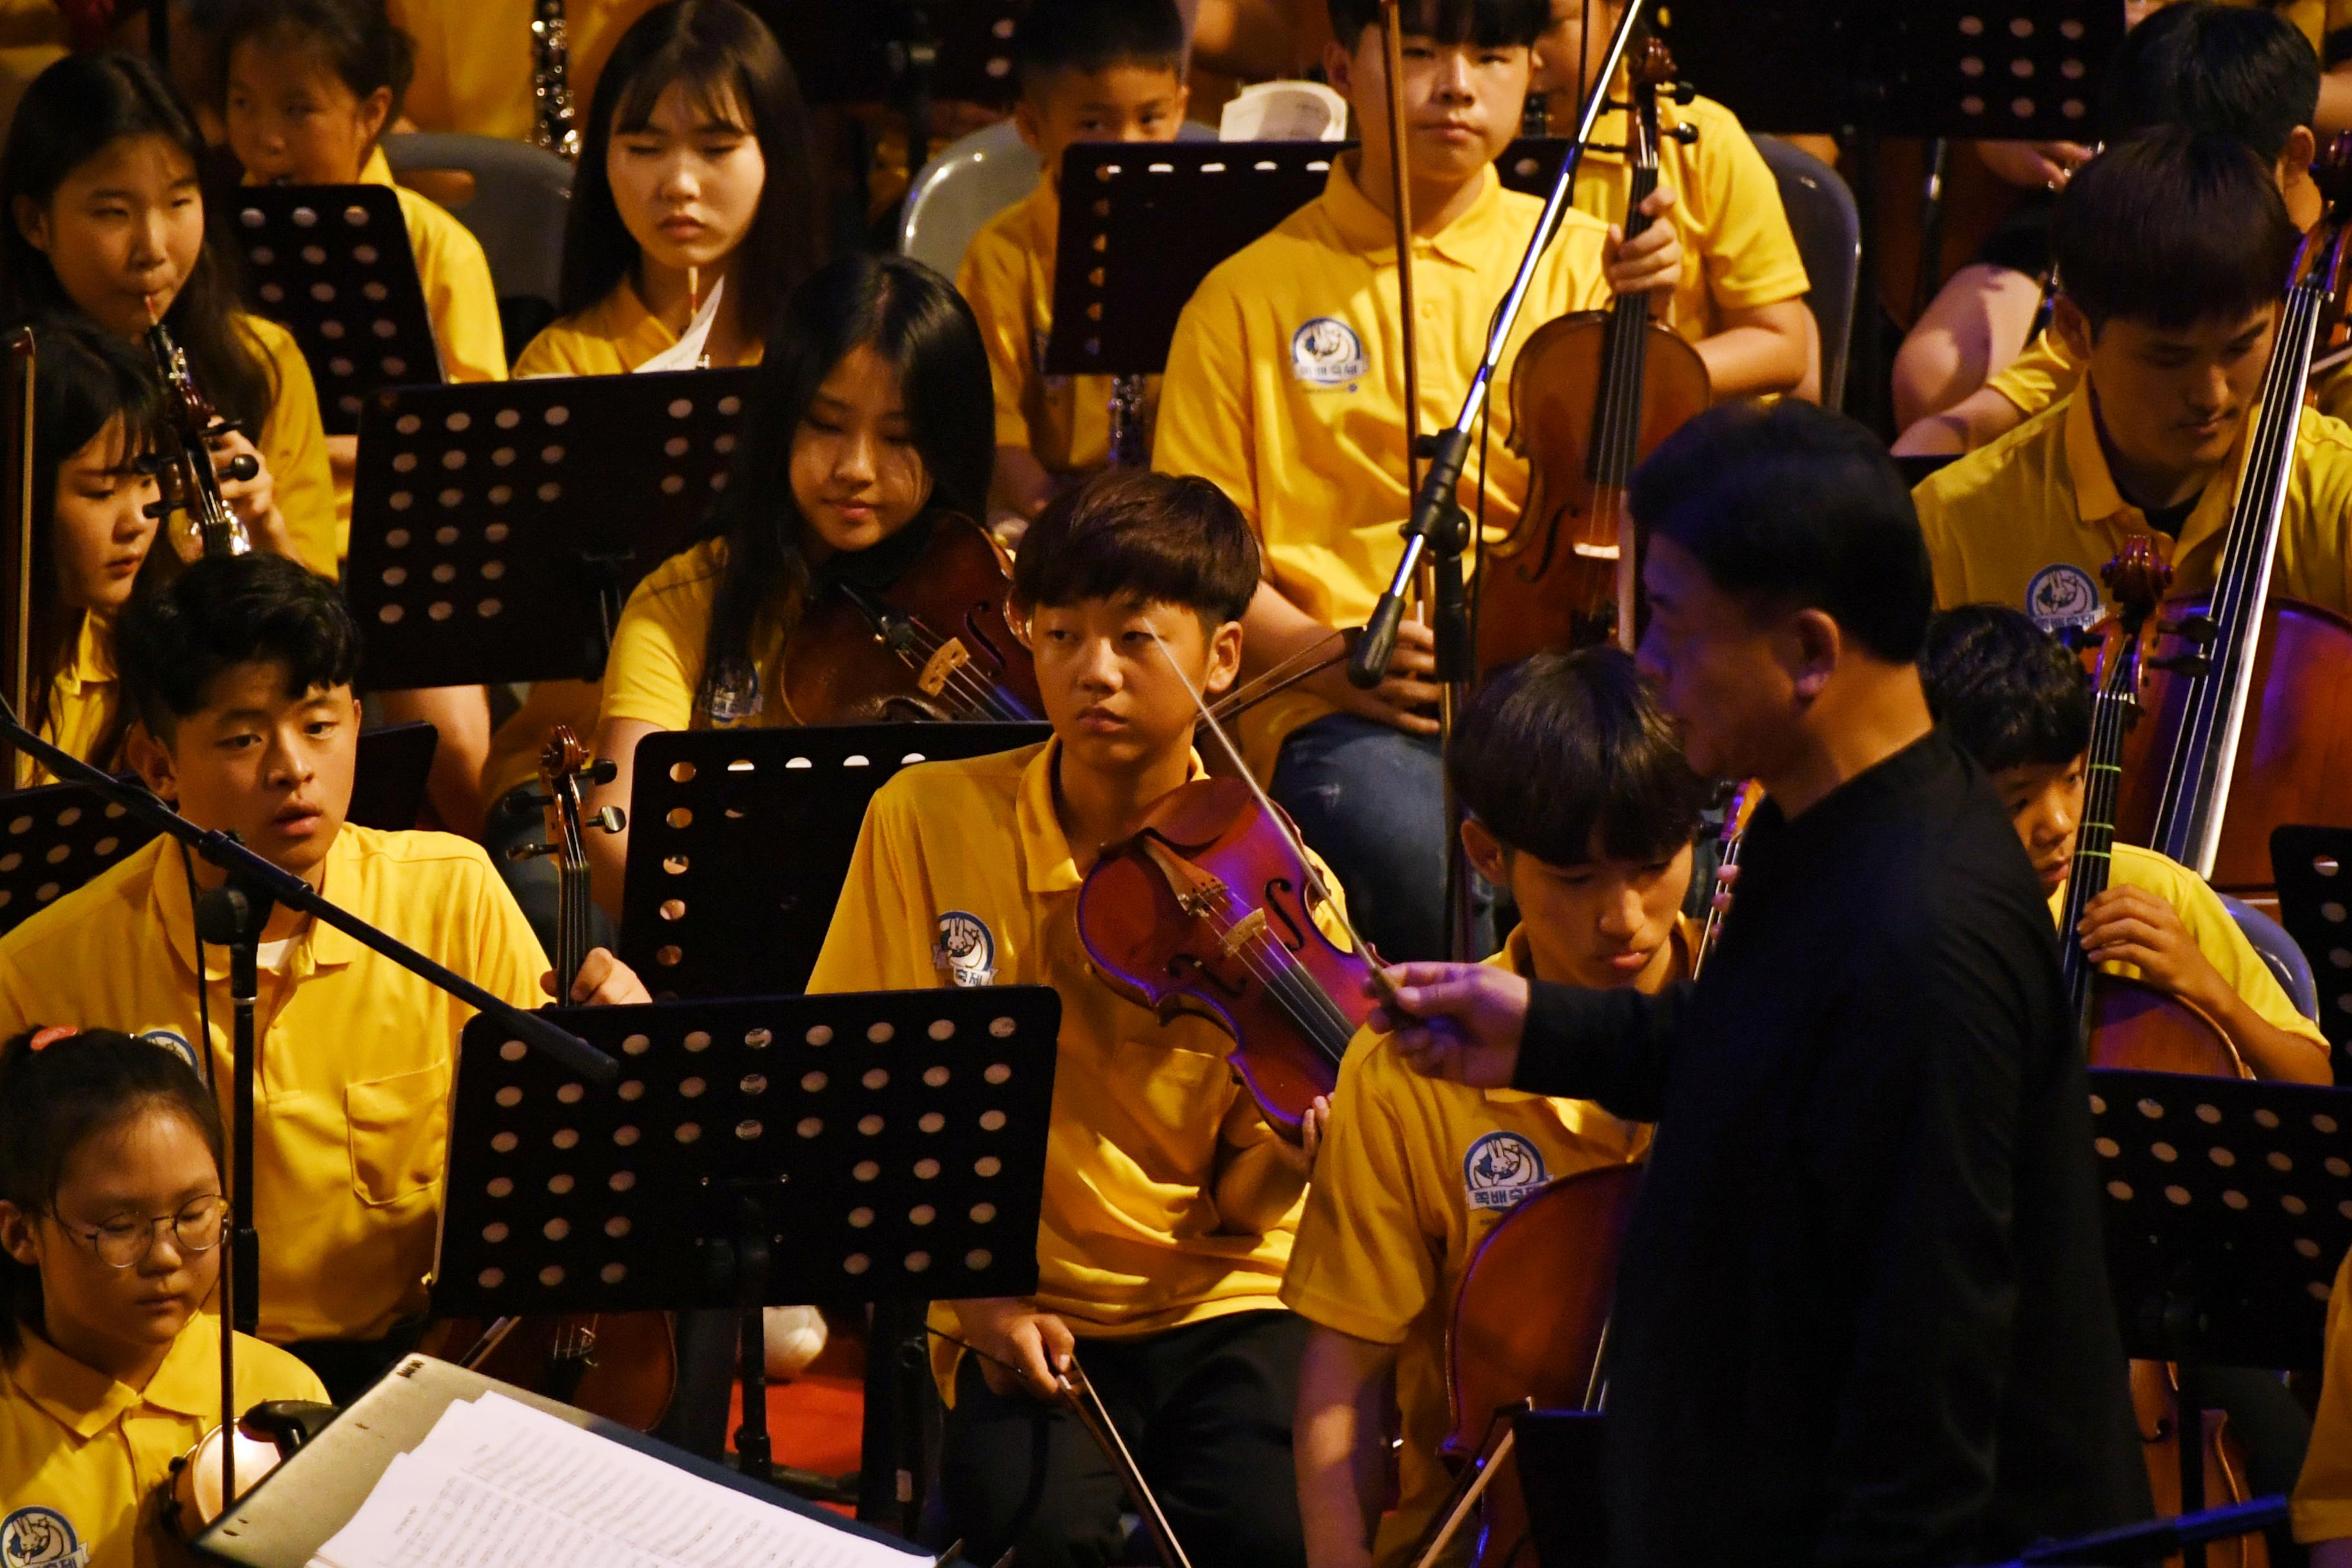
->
[2114,594,2352,895]
[1482,287,1710,671]
[784,514,1041,724]
[415,1312,678,1430]
[1077,776,1371,1139]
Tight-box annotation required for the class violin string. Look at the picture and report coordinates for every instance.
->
[1188,879,1360,1062]
[888,618,1031,721]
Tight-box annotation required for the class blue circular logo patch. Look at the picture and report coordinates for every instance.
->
[1289,318,1369,387]
[2025,563,2103,632]
[1462,1131,1547,1213]
[1,1507,88,1568]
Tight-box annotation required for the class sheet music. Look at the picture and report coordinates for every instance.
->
[633,279,726,374]
[309,1391,926,1568]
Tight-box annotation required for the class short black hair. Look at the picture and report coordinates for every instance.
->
[217,0,418,124]
[1326,0,1548,51]
[1919,605,2092,772]
[1011,469,1260,626]
[1016,0,1187,88]
[2103,1,2318,159]
[1451,645,1707,866]
[1629,400,1933,663]
[115,553,360,739]
[2055,128,2299,335]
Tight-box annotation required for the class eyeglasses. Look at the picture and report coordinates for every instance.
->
[57,1193,225,1269]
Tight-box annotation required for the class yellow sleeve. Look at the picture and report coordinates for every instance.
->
[1692,112,1810,311]
[1279,1035,1440,1346]
[513,322,606,380]
[245,315,339,576]
[405,192,507,384]
[0,952,35,1041]
[2297,1249,2352,1542]
[1152,281,1262,533]
[807,782,945,995]
[2151,859,2331,1054]
[1912,474,1967,611]
[457,839,555,1011]
[235,1330,332,1405]
[1983,329,2082,420]
[598,561,710,733]
[958,211,1037,453]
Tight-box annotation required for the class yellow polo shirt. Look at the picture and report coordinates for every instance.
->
[2296,1248,2352,1543]
[959,179,1153,479]
[386,0,666,144]
[1569,91,1809,347]
[18,613,120,788]
[1986,328,2352,433]
[1281,922,1670,1568]
[598,536,792,733]
[808,739,1351,1398]
[0,825,550,1344]
[0,1316,325,1568]
[2059,844,2326,1055]
[1153,159,1614,776]
[240,312,337,580]
[1914,387,2352,630]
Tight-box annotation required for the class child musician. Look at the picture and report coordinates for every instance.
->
[961,0,1191,527]
[1288,645,1698,1568]
[2298,1246,2352,1565]
[0,52,336,576]
[810,470,1347,1568]
[0,554,647,1402]
[1152,0,1683,961]
[0,1028,329,1568]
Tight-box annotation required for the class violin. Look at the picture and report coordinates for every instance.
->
[166,1398,336,1539]
[418,729,678,1431]
[1480,38,1712,667]
[783,512,1041,724]
[144,315,255,560]
[2112,147,2352,897]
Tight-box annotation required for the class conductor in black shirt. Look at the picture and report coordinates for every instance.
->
[1375,400,2150,1565]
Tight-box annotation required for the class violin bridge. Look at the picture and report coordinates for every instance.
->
[918,638,972,696]
[1571,542,1622,560]
[1221,907,1268,957]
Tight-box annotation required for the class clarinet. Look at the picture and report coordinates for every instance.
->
[146,320,254,558]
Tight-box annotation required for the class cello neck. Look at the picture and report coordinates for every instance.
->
[2061,642,2137,1037]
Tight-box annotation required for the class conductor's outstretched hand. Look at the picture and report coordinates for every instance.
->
[1368,963,1530,1088]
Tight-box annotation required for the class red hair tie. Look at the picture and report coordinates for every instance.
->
[28,1026,77,1052]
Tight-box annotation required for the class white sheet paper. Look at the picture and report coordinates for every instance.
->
[631,277,726,373]
[309,1391,926,1568]
[1219,79,1349,142]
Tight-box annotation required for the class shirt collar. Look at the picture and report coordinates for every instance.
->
[1013,738,1210,896]
[2061,387,2243,556]
[1745,730,1955,870]
[60,613,114,694]
[3,1311,221,1437]
[1320,156,1508,268]
[1481,917,1694,1103]
[360,146,396,188]
[152,829,364,984]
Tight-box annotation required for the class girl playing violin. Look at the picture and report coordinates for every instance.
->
[0,52,337,577]
[0,1027,326,1568]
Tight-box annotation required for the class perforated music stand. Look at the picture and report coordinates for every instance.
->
[2090,1066,2352,1568]
[227,184,442,435]
[344,370,757,691]
[435,987,1060,1510]
[2270,825,2352,1077]
[618,722,1050,999]
[0,721,438,937]
[752,0,1024,106]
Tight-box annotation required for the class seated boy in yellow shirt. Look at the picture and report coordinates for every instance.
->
[0,554,648,1402]
[960,0,1190,527]
[1913,129,2352,634]
[1286,644,1701,1568]
[2296,1246,2352,1565]
[1897,2,2330,455]
[1153,0,1682,962]
[810,470,1344,1568]
[1525,0,1814,398]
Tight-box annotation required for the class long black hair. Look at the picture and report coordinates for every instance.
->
[0,1027,224,1360]
[694,253,994,721]
[0,52,277,436]
[21,313,173,765]
[560,0,819,339]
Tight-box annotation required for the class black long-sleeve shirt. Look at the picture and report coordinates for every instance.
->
[1516,731,2149,1566]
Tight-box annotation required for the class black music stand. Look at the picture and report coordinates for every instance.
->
[2271,825,2352,1079]
[435,988,1059,1525]
[190,1352,964,1567]
[227,184,442,434]
[2090,1066,2352,1568]
[618,722,1049,999]
[343,371,756,691]
[1517,1408,1608,1568]
[753,0,1023,107]
[0,721,438,937]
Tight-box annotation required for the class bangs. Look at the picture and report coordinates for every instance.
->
[610,50,754,135]
[1333,0,1547,48]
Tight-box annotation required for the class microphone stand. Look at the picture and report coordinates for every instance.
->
[0,701,613,1512]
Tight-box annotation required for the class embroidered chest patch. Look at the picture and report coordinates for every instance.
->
[1290,318,1368,387]
[934,910,999,987]
[2025,563,2103,633]
[1462,1130,1547,1213]
[1,1507,89,1568]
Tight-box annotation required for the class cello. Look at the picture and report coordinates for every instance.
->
[1479,38,1711,667]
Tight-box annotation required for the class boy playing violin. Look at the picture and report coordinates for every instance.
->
[1286,645,1701,1568]
[1152,0,1683,962]
[808,469,1350,1568]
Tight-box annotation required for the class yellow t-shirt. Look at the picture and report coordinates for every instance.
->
[808,739,1350,1396]
[1282,922,1670,1568]
[386,0,666,144]
[596,535,791,734]
[1569,90,1810,346]
[958,179,1153,479]
[1153,159,1613,777]
[0,1315,326,1568]
[2056,843,2328,1056]
[1914,388,2352,629]
[2296,1247,2352,1543]
[0,826,550,1343]
[241,312,337,580]
[18,612,119,789]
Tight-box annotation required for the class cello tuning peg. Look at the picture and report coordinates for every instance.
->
[2151,653,2212,678]
[2159,614,2219,644]
[1672,81,1698,106]
[591,807,625,834]
[1669,121,1700,142]
[590,759,619,785]
[504,841,553,862]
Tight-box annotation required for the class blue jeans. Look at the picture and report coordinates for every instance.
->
[1269,711,1490,963]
